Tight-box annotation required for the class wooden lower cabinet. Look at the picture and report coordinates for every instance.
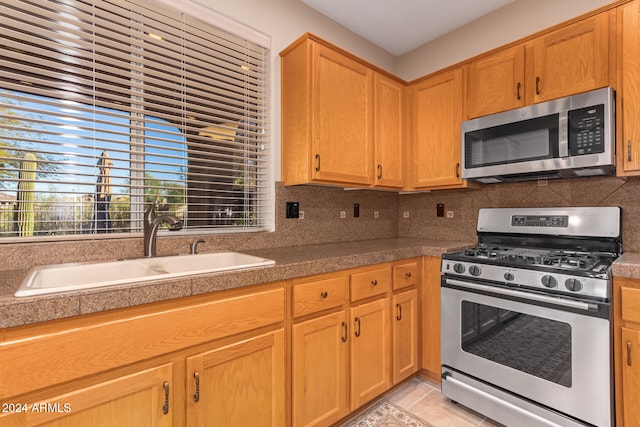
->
[186,329,285,427]
[420,256,442,381]
[0,363,174,427]
[615,277,640,427]
[350,297,391,410]
[289,260,420,427]
[620,327,640,426]
[0,283,285,427]
[291,311,350,427]
[392,289,419,384]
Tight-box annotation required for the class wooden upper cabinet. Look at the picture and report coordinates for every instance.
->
[468,45,526,118]
[410,68,466,189]
[532,13,610,103]
[618,0,640,174]
[281,35,374,187]
[374,73,406,188]
[467,12,611,119]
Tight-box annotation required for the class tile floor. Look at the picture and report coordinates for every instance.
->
[344,375,504,427]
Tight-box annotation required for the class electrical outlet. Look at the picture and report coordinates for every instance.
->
[374,210,380,219]
[403,211,410,218]
[446,211,454,218]
[340,210,346,219]
[538,179,548,187]
[299,211,304,219]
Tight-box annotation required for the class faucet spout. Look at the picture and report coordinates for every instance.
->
[143,204,182,257]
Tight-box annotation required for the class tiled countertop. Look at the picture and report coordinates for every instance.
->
[0,238,471,329]
[612,252,640,279]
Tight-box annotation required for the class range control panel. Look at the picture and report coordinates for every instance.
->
[511,215,569,227]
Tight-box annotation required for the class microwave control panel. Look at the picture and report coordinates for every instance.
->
[569,104,604,156]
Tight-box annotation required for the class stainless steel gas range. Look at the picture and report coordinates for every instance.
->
[440,207,621,427]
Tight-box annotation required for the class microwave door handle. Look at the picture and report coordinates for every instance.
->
[558,111,569,157]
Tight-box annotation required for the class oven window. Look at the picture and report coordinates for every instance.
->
[461,301,571,387]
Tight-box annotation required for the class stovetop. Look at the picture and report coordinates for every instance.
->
[455,245,616,276]
[441,207,622,301]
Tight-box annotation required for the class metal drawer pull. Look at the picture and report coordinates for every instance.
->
[315,154,321,171]
[371,279,378,286]
[628,341,633,366]
[354,317,361,337]
[455,162,460,178]
[377,164,383,179]
[516,82,521,100]
[535,76,541,95]
[193,371,200,403]
[628,140,633,162]
[396,303,402,321]
[341,321,348,342]
[162,381,170,415]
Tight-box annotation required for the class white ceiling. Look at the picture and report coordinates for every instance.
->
[301,0,517,56]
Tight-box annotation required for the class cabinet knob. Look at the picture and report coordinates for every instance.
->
[405,272,412,279]
[320,291,328,299]
[371,279,378,286]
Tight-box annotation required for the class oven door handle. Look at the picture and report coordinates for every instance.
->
[444,278,600,312]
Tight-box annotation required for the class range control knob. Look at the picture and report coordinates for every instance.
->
[565,278,583,292]
[541,275,558,288]
[504,272,514,281]
[469,265,482,277]
[453,263,465,274]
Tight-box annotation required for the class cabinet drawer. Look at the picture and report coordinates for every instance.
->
[292,275,348,318]
[393,261,418,290]
[351,266,391,302]
[622,286,640,323]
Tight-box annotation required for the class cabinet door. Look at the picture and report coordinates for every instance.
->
[0,364,173,427]
[312,43,373,185]
[185,330,285,427]
[291,311,349,427]
[411,68,464,188]
[621,327,640,427]
[374,73,405,188]
[619,1,640,173]
[350,297,391,410]
[468,45,525,118]
[421,256,441,380]
[532,13,609,103]
[392,289,419,384]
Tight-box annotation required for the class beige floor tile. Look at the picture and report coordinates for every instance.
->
[386,378,438,410]
[408,391,484,427]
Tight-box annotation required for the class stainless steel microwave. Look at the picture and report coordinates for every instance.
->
[461,87,615,183]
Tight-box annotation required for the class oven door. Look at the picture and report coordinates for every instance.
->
[441,277,612,427]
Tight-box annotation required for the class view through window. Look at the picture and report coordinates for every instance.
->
[0,0,270,239]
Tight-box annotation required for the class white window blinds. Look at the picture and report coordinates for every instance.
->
[0,0,270,239]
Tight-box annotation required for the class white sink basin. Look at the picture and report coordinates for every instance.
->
[15,252,275,297]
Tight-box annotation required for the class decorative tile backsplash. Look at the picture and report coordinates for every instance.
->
[2,176,639,285]
[399,175,639,251]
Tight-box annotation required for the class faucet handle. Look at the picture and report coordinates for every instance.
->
[190,238,205,255]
